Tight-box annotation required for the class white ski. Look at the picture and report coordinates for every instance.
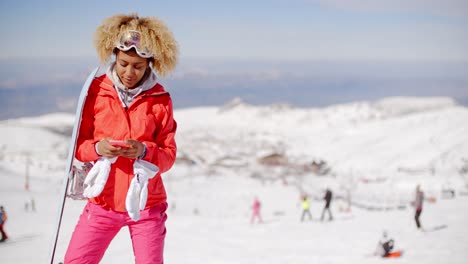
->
[48,67,100,264]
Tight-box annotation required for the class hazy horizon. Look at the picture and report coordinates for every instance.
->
[1,56,468,120]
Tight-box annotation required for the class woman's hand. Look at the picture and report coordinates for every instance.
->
[97,138,125,158]
[97,138,145,159]
[119,139,145,159]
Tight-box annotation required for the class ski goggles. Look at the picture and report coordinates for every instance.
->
[115,30,153,58]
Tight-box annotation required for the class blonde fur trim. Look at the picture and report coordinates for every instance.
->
[94,13,178,77]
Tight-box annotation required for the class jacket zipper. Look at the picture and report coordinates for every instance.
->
[119,96,133,188]
[120,91,169,187]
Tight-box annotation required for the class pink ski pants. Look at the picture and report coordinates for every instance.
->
[64,202,167,264]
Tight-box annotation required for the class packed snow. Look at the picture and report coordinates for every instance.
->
[0,96,467,263]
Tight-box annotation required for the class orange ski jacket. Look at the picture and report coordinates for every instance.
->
[76,74,177,212]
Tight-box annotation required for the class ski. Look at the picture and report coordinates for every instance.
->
[422,224,448,232]
[384,250,404,258]
[48,67,100,264]
[0,233,42,247]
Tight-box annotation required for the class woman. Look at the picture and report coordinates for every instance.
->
[64,13,178,264]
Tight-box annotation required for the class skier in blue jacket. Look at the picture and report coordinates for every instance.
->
[0,206,8,242]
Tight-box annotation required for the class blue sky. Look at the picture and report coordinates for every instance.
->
[1,0,467,61]
[1,0,468,118]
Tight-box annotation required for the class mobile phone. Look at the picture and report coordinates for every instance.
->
[109,139,130,148]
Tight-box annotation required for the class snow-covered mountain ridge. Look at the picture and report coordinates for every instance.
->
[1,96,467,202]
[217,96,457,126]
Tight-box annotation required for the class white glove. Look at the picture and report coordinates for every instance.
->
[83,157,117,198]
[126,160,159,221]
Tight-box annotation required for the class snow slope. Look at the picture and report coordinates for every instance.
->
[0,96,467,263]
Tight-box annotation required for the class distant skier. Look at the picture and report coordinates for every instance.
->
[24,197,36,212]
[345,188,352,212]
[374,230,398,258]
[0,206,8,242]
[30,197,36,212]
[413,184,425,229]
[251,197,263,224]
[320,188,333,221]
[300,195,312,222]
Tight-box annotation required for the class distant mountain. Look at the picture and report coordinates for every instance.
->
[0,81,83,120]
[1,96,468,209]
[2,58,467,120]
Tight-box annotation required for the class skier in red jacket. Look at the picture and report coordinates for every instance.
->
[64,13,178,264]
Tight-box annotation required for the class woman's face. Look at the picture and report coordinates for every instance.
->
[115,49,150,89]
